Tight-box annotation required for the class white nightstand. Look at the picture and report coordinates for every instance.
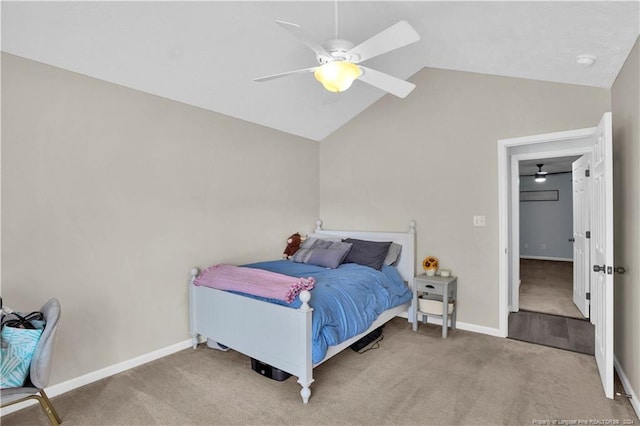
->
[412,274,457,338]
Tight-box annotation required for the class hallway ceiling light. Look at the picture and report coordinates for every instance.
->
[534,164,548,183]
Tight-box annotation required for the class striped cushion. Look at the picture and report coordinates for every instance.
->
[0,326,43,388]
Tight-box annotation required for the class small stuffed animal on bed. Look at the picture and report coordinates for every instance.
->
[283,233,303,259]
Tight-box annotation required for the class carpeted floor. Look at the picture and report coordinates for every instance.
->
[508,310,595,355]
[519,258,584,319]
[3,318,637,425]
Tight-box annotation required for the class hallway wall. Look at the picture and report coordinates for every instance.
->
[520,173,573,260]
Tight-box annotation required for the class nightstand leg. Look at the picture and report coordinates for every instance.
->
[452,302,457,332]
[412,288,418,332]
[442,292,448,338]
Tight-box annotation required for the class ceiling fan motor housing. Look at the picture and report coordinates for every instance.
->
[317,39,358,64]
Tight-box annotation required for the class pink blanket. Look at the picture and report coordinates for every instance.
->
[194,264,315,304]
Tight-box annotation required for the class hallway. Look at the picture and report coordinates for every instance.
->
[510,259,593,354]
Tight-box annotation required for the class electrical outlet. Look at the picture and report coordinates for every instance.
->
[541,243,546,250]
[473,216,486,227]
[524,243,529,248]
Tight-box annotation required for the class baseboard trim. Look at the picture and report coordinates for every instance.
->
[1,338,193,417]
[614,355,640,419]
[520,255,573,262]
[416,314,503,337]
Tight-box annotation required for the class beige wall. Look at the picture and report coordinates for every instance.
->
[612,37,640,405]
[1,53,319,384]
[320,68,610,329]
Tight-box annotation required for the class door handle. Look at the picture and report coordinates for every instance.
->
[568,238,575,242]
[593,264,606,273]
[614,266,626,274]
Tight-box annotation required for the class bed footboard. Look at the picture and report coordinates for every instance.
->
[189,268,314,403]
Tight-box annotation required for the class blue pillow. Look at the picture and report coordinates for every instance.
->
[342,238,392,270]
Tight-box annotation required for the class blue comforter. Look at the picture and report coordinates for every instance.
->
[242,260,412,364]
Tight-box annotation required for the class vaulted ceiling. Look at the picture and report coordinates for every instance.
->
[3,1,639,141]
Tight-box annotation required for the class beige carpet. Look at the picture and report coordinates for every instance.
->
[3,318,637,425]
[519,259,585,319]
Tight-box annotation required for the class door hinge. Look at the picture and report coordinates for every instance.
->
[585,169,590,177]
[586,292,590,300]
[586,231,591,239]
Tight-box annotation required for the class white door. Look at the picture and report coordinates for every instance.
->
[572,155,590,318]
[591,112,614,399]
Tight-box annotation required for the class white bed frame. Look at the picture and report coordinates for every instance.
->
[188,220,416,403]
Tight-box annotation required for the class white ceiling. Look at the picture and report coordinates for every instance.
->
[2,1,639,141]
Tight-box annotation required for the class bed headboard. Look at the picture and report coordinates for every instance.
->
[310,220,416,284]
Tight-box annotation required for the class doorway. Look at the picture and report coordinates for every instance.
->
[498,112,615,399]
[501,142,593,320]
[518,156,584,320]
[507,153,594,356]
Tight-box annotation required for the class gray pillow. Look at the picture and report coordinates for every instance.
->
[342,238,392,270]
[291,247,315,263]
[299,237,333,250]
[383,243,402,266]
[299,237,318,250]
[307,244,352,269]
[291,239,343,264]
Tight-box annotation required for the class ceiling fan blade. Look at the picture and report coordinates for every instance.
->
[253,67,318,82]
[347,21,420,64]
[357,66,416,98]
[276,20,332,60]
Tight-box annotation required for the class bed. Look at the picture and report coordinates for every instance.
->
[188,220,416,403]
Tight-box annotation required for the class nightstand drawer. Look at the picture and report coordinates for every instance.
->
[415,281,446,295]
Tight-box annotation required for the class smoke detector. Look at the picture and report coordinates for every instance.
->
[576,54,596,67]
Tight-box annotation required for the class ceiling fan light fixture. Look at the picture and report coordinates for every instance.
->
[534,173,547,183]
[534,163,547,182]
[314,61,361,93]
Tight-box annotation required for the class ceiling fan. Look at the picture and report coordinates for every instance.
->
[534,164,548,182]
[521,163,573,182]
[253,14,421,98]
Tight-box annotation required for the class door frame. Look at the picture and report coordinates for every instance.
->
[497,127,596,337]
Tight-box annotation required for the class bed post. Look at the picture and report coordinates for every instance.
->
[297,290,314,403]
[189,268,200,349]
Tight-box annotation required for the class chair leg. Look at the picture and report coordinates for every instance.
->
[33,389,62,426]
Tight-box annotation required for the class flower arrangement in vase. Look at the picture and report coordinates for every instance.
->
[422,256,439,276]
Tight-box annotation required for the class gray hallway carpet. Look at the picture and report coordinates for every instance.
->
[3,318,636,425]
[508,310,595,355]
[519,259,584,319]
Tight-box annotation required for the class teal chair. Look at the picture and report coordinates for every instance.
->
[1,298,62,425]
